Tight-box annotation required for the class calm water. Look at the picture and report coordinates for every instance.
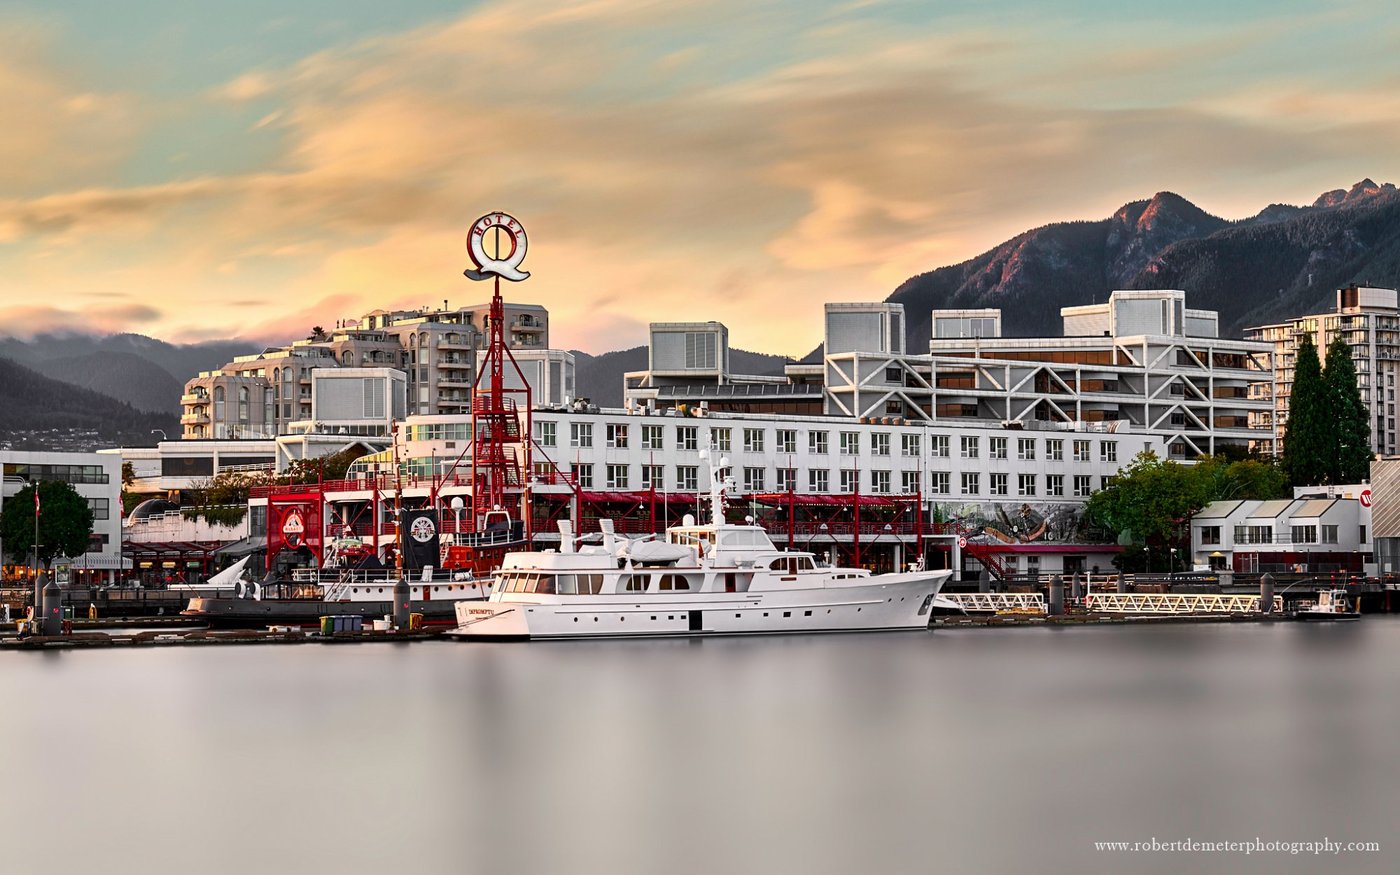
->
[3,620,1398,875]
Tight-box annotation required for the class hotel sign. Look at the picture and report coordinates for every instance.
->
[465,212,530,282]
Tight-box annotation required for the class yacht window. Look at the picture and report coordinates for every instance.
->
[556,575,577,595]
[796,556,815,571]
[622,575,647,592]
[580,574,603,594]
[535,575,556,595]
[659,574,692,591]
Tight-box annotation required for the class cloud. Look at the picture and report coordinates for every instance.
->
[0,0,1398,355]
[0,303,162,337]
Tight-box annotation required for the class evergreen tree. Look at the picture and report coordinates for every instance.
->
[1282,335,1329,486]
[1322,337,1373,483]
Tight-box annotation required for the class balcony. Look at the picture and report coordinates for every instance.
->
[180,393,208,404]
[439,334,473,350]
[510,319,544,332]
[180,412,209,425]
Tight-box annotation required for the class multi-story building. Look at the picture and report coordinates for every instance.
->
[181,302,570,439]
[0,450,126,584]
[1246,285,1400,456]
[629,291,1273,458]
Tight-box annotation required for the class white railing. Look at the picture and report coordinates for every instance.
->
[1085,593,1283,614]
[941,592,1046,613]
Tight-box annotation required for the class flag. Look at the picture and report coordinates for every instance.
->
[34,488,40,518]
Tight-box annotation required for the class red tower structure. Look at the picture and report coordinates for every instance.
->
[465,213,534,540]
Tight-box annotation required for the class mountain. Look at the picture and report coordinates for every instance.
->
[888,180,1400,343]
[571,345,793,407]
[21,351,184,414]
[0,357,179,450]
[0,333,259,414]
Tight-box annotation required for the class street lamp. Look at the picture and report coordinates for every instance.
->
[819,523,830,566]
[450,496,465,541]
[151,429,166,441]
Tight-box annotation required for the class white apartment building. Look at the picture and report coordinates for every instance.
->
[1246,285,1400,456]
[182,301,569,439]
[0,450,126,583]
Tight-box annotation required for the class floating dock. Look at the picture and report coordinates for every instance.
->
[1,627,440,650]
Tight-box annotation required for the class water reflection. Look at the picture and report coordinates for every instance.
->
[2,620,1397,874]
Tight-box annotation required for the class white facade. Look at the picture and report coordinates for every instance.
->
[297,367,407,436]
[530,408,1160,506]
[1190,488,1372,572]
[1,450,125,576]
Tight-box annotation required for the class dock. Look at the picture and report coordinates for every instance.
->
[1,627,442,650]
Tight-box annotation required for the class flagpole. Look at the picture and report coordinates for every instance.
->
[32,484,40,614]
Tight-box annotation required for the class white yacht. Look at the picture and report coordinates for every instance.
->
[448,452,953,640]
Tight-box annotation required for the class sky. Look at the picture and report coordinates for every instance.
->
[1,0,1399,356]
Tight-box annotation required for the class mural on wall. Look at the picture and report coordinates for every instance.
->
[931,501,1098,544]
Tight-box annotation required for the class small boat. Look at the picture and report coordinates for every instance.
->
[1295,589,1361,622]
[448,451,953,641]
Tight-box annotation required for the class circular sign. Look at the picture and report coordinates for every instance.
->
[409,516,438,544]
[282,509,305,548]
[1361,489,1372,508]
[957,536,968,549]
[465,212,530,282]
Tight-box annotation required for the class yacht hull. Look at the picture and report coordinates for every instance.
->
[448,572,949,640]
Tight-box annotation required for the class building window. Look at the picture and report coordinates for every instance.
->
[1101,441,1118,463]
[87,498,110,521]
[1047,439,1064,461]
[1073,440,1091,462]
[237,386,249,423]
[872,433,891,456]
[840,431,860,455]
[1017,474,1036,497]
[214,386,225,420]
[960,472,979,495]
[776,468,797,491]
[606,423,630,449]
[641,465,664,490]
[840,469,858,493]
[570,422,593,448]
[641,424,663,450]
[777,429,797,454]
[575,464,594,489]
[930,471,950,495]
[809,430,829,454]
[990,473,1008,496]
[885,365,903,383]
[743,467,766,491]
[989,437,1007,460]
[809,469,829,492]
[1017,438,1036,461]
[676,465,698,491]
[872,470,891,494]
[901,471,920,494]
[538,421,557,447]
[743,428,765,453]
[1047,474,1064,497]
[1072,475,1092,497]
[1199,526,1221,545]
[930,434,949,458]
[901,434,920,456]
[677,426,698,451]
[606,464,629,489]
[960,436,979,459]
[711,427,731,452]
[1291,525,1318,544]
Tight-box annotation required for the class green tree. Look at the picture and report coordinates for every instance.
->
[1322,337,1373,484]
[1282,335,1329,486]
[0,481,95,568]
[1087,451,1289,572]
